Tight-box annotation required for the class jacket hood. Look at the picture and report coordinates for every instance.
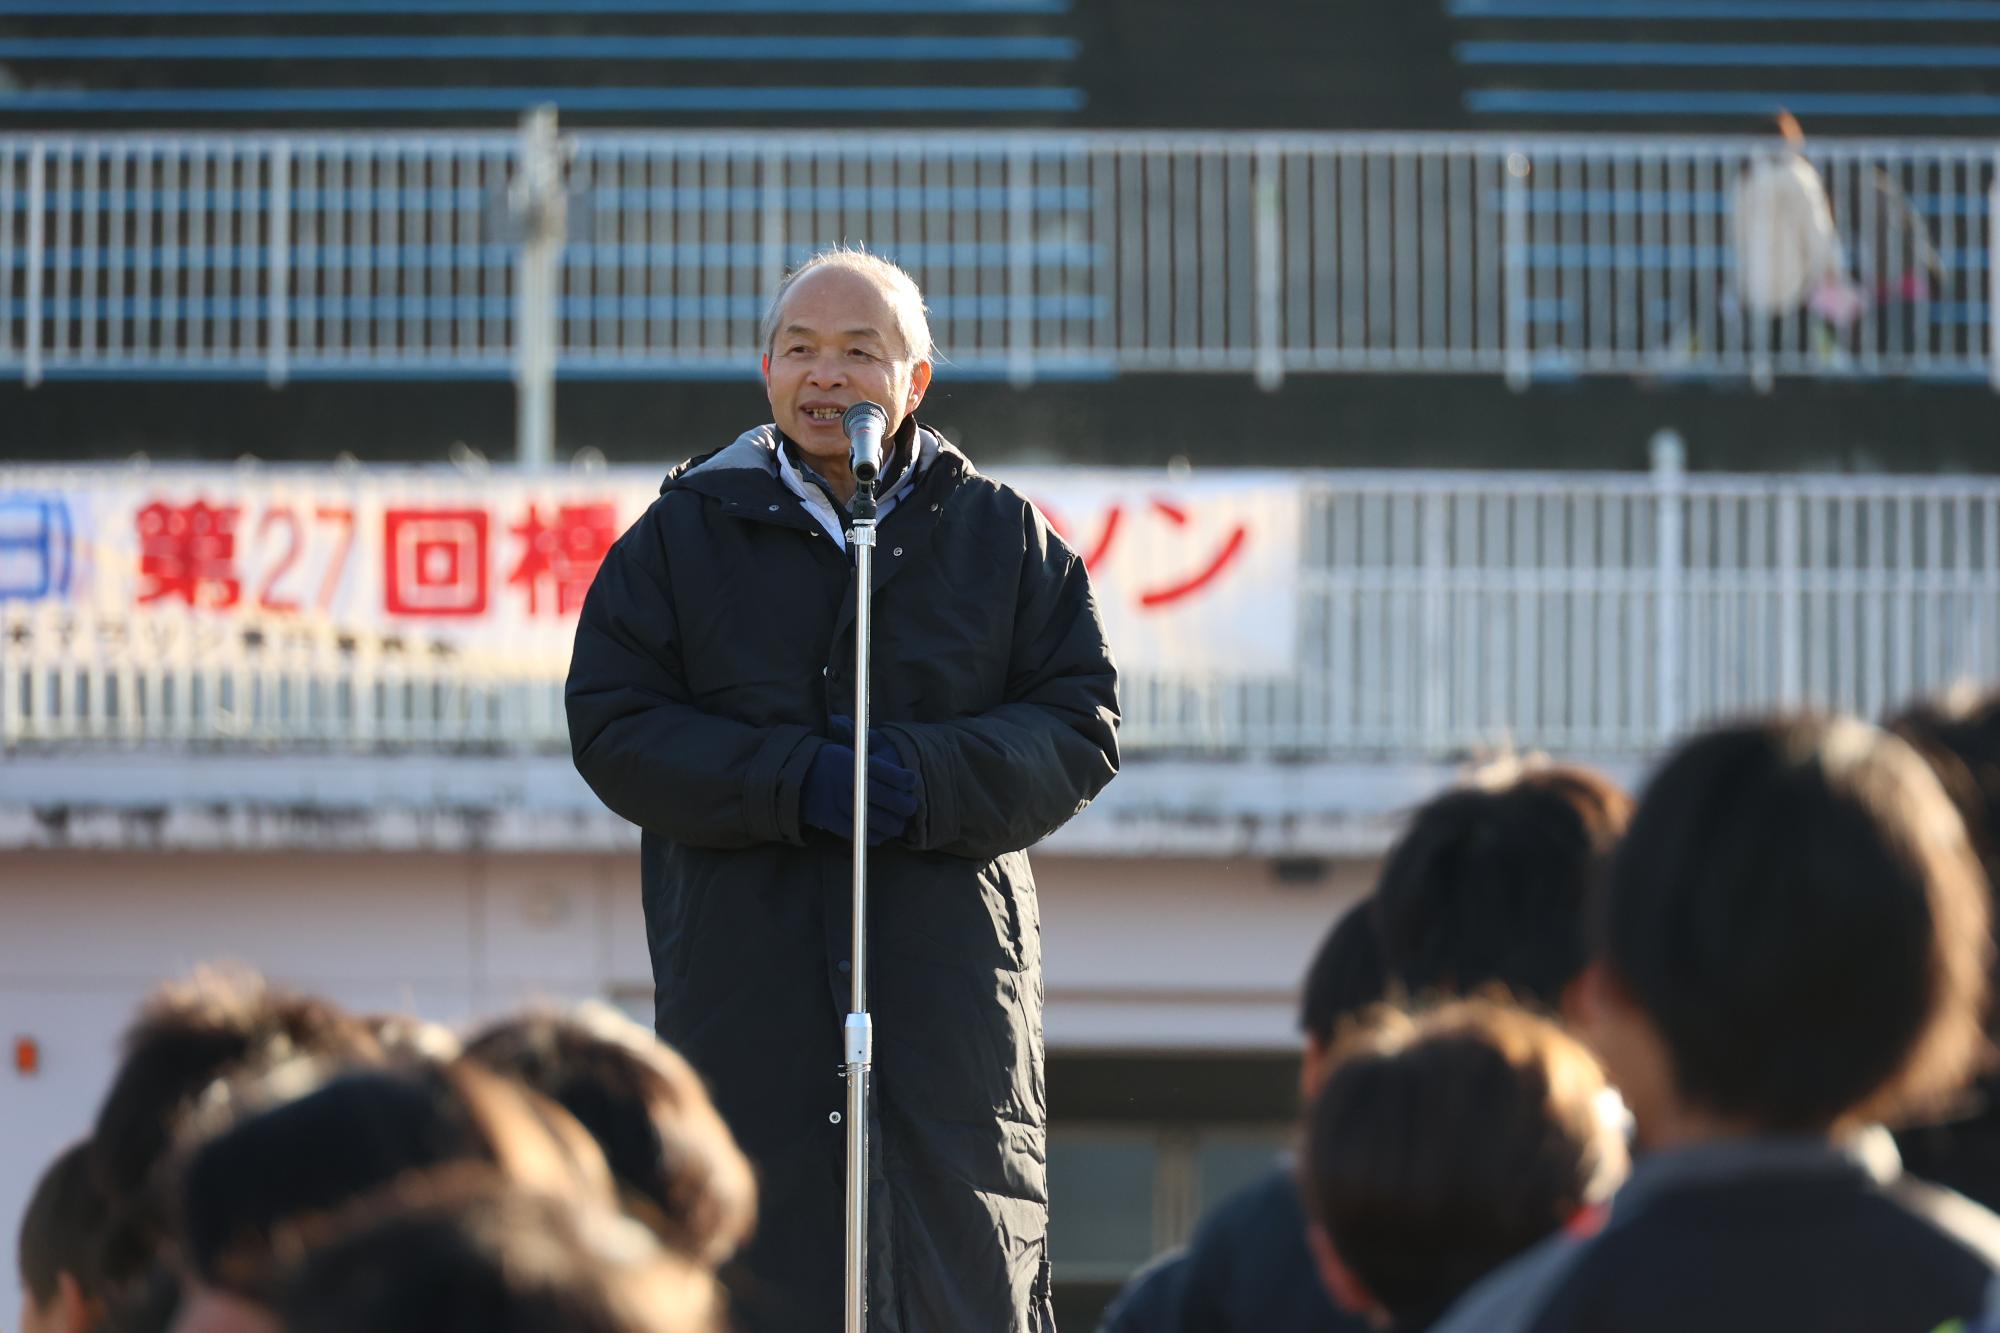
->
[660,421,974,502]
[659,424,783,495]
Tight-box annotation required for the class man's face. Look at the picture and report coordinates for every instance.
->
[762,268,932,467]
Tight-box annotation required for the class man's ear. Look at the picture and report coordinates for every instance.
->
[1572,959,1633,1036]
[54,1271,99,1333]
[1298,1033,1334,1105]
[906,360,933,414]
[1307,1222,1379,1319]
[761,353,771,382]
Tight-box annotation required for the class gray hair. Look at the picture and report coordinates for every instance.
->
[759,246,934,365]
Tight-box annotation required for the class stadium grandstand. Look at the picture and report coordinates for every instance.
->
[5,4,2000,1331]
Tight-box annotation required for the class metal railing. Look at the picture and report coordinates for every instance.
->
[1,127,1994,390]
[7,448,1999,757]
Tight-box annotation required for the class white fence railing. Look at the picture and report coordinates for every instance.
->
[1,129,1994,389]
[7,448,1999,757]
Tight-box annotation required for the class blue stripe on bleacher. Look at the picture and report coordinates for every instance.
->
[1519,242,1735,265]
[1486,189,1985,219]
[8,293,1107,318]
[4,240,1104,269]
[2,184,1098,211]
[579,184,1096,208]
[0,35,1078,61]
[1517,242,1985,271]
[8,355,1119,382]
[0,0,1068,12]
[1448,0,2000,18]
[1460,42,2000,67]
[1468,90,2000,117]
[0,86,1087,113]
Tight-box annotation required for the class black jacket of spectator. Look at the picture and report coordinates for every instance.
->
[1167,1164,1370,1333]
[566,425,1120,1333]
[1437,1135,2000,1333]
[1097,1250,1185,1333]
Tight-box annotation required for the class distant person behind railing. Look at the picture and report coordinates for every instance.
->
[1730,113,1942,361]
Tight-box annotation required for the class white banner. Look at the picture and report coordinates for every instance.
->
[1010,469,1301,676]
[0,464,1302,679]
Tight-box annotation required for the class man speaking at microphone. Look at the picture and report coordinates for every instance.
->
[565,247,1121,1332]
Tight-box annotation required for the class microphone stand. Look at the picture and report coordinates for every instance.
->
[842,473,879,1333]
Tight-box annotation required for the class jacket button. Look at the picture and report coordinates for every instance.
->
[838,959,851,973]
[892,547,903,557]
[768,503,781,512]
[823,666,832,678]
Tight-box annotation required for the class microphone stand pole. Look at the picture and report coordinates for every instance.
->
[843,475,879,1333]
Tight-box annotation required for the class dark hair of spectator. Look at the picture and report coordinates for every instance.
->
[1301,999,1623,1318]
[1298,900,1389,1047]
[19,1140,109,1308]
[464,1007,756,1267]
[276,1174,721,1333]
[1599,715,1990,1131]
[89,967,381,1291]
[1890,686,2000,892]
[1372,763,1633,1011]
[359,1012,464,1065]
[178,1059,611,1301]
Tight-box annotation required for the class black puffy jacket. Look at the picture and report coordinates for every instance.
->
[567,423,1120,1333]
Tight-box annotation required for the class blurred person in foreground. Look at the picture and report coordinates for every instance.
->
[87,968,383,1333]
[1099,903,1386,1333]
[275,1174,721,1333]
[170,1059,615,1333]
[1436,716,2000,1333]
[464,1005,756,1268]
[1370,762,1633,1015]
[1888,685,2000,1211]
[1302,1000,1628,1333]
[1132,760,1630,1333]
[19,1141,110,1333]
[566,246,1120,1331]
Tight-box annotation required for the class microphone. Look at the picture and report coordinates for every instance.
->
[842,401,889,484]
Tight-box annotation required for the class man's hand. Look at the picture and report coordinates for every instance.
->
[801,730,921,845]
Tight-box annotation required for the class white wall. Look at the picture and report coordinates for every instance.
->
[0,846,1373,1318]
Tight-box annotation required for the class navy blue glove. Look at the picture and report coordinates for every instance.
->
[828,713,925,842]
[800,734,920,845]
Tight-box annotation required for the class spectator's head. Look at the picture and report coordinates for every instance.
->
[1890,684,2000,892]
[275,1176,723,1333]
[1372,762,1633,1014]
[1580,715,1990,1146]
[464,1006,755,1267]
[91,969,379,1298]
[1297,900,1390,1098]
[173,1060,613,1333]
[19,1141,109,1333]
[1301,1000,1626,1328]
[357,1014,462,1066]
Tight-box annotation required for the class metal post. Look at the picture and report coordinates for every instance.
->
[514,106,564,467]
[1253,141,1283,391]
[1988,159,2000,392]
[1777,489,1802,706]
[25,141,45,388]
[843,480,879,1333]
[268,140,292,387]
[1652,428,1686,744]
[1007,142,1033,387]
[1502,148,1529,391]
